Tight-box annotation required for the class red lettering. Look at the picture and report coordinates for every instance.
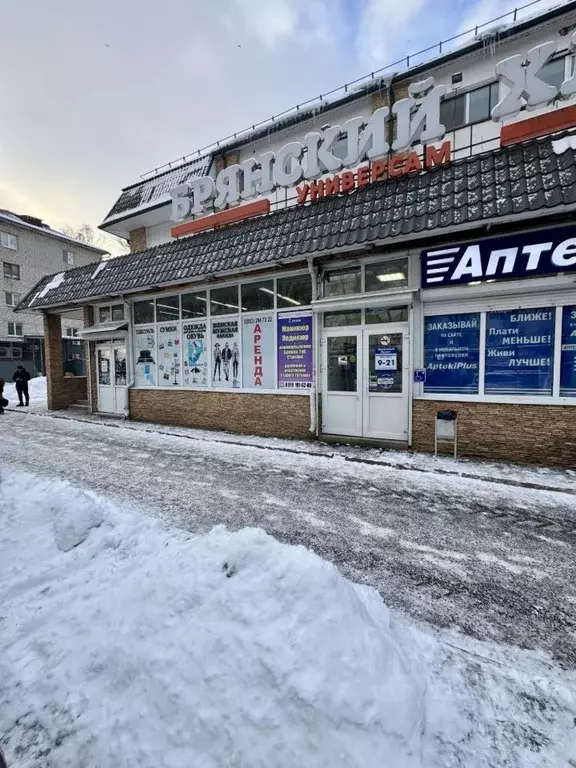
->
[310,180,325,200]
[254,344,261,353]
[255,376,263,386]
[341,171,355,192]
[325,175,341,196]
[357,164,370,187]
[405,151,423,174]
[254,356,263,366]
[254,325,261,334]
[388,153,407,177]
[296,184,310,204]
[372,159,387,181]
[425,140,451,168]
[254,367,263,376]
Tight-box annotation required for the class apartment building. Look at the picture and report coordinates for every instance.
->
[0,210,107,379]
[19,0,576,465]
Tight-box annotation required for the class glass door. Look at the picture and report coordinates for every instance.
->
[363,327,410,441]
[321,331,362,436]
[96,345,116,413]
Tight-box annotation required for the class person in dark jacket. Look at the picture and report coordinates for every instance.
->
[0,376,5,414]
[12,365,31,407]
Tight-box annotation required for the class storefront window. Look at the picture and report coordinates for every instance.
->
[133,300,155,325]
[277,311,314,389]
[156,295,180,322]
[277,274,312,308]
[157,323,181,385]
[424,313,481,394]
[98,306,111,323]
[182,291,208,319]
[365,306,408,324]
[368,332,403,393]
[211,317,240,387]
[560,305,576,397]
[365,259,408,292]
[241,280,274,312]
[111,304,125,321]
[323,267,361,297]
[210,285,239,316]
[485,308,554,396]
[242,312,275,388]
[134,327,156,386]
[324,310,361,327]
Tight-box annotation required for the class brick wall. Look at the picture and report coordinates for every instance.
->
[129,389,311,439]
[413,399,576,467]
[129,227,147,253]
[44,312,88,409]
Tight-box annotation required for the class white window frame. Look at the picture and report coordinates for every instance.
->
[65,327,79,337]
[5,291,21,307]
[419,293,576,406]
[63,250,75,266]
[0,231,18,250]
[3,261,20,280]
[7,321,23,337]
[131,269,314,394]
[96,302,126,323]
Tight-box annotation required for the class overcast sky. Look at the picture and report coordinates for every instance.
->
[0,0,565,235]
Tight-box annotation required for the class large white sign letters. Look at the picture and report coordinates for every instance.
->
[171,34,576,220]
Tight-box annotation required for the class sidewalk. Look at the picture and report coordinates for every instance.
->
[8,404,576,495]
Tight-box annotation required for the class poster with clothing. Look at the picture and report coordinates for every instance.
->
[211,318,240,387]
[182,321,208,386]
[134,327,156,386]
[157,324,182,386]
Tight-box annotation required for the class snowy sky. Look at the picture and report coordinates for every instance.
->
[0,0,566,232]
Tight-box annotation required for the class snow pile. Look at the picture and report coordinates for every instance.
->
[3,375,47,406]
[0,472,426,768]
[552,135,576,155]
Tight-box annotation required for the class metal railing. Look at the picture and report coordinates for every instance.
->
[140,0,562,180]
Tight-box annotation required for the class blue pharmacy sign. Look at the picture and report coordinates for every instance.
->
[560,305,576,397]
[421,226,576,288]
[485,308,554,395]
[424,313,480,394]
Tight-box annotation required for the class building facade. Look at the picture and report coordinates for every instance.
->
[20,2,576,465]
[1,210,106,379]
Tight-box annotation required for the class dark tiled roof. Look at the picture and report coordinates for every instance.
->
[102,155,213,223]
[19,133,576,311]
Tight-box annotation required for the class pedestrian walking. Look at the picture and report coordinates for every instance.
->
[0,376,5,414]
[12,364,31,407]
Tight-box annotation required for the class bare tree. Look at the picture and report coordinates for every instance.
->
[61,224,129,258]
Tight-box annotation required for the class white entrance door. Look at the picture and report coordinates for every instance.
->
[96,342,127,415]
[362,326,409,441]
[321,331,362,436]
[321,325,410,441]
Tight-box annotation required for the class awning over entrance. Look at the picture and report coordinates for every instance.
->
[77,321,128,341]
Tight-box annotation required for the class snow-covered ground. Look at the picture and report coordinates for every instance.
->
[2,375,46,406]
[1,471,575,767]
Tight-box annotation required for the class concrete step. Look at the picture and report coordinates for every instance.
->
[67,403,89,412]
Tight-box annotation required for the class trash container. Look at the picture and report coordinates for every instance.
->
[435,409,458,458]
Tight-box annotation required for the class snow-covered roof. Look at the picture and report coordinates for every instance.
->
[0,210,108,254]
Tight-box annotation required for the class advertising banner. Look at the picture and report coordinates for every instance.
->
[424,313,480,394]
[211,318,240,388]
[277,311,313,389]
[560,305,576,397]
[242,313,274,389]
[485,308,554,395]
[157,324,181,386]
[182,321,208,387]
[421,226,576,288]
[134,327,156,387]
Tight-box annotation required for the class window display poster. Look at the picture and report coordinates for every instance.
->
[134,327,156,386]
[157,324,181,386]
[182,321,208,387]
[560,305,576,397]
[211,318,240,388]
[277,310,313,389]
[424,313,480,393]
[485,308,554,395]
[242,313,274,388]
